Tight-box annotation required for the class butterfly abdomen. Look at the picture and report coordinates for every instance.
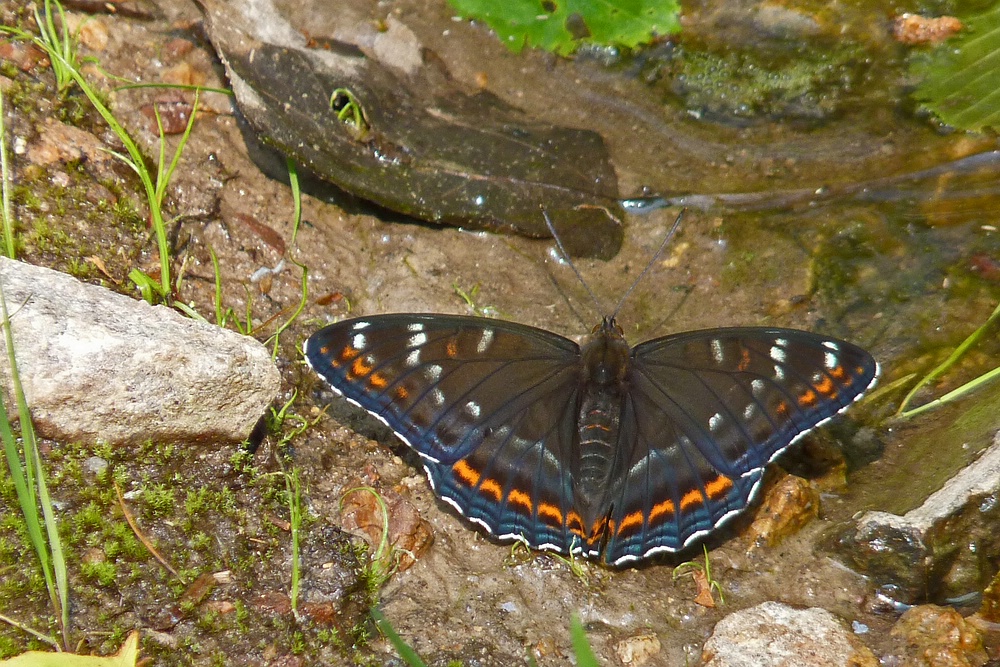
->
[573,322,631,531]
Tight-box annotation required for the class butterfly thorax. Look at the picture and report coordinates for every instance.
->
[574,318,630,527]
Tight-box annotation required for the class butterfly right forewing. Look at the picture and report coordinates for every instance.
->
[598,327,878,564]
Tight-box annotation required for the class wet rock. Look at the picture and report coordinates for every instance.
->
[979,570,1000,622]
[140,99,196,135]
[65,13,109,51]
[886,605,986,667]
[0,258,280,445]
[161,61,208,87]
[198,0,625,259]
[701,602,878,667]
[744,472,820,549]
[892,14,963,45]
[615,632,661,666]
[752,3,823,40]
[0,39,50,73]
[838,434,1000,605]
[162,38,196,61]
[27,117,119,182]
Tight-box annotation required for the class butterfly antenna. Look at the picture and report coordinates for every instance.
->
[543,209,605,316]
[610,209,684,320]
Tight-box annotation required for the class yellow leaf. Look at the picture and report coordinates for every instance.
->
[0,632,139,667]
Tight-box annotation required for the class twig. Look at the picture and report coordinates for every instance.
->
[113,480,184,583]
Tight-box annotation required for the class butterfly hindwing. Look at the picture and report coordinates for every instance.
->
[599,327,879,564]
[305,314,586,550]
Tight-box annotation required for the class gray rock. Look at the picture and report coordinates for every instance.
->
[0,258,280,445]
[701,601,877,667]
[840,432,1000,604]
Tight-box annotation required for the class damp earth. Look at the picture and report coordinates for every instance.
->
[1,0,1000,664]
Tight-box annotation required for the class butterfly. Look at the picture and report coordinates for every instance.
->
[305,311,878,565]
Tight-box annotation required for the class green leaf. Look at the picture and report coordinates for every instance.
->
[447,0,680,56]
[913,3,1000,131]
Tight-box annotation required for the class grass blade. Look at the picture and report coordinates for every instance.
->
[371,608,428,667]
[0,90,14,259]
[0,271,69,647]
[570,615,601,667]
[897,299,1000,417]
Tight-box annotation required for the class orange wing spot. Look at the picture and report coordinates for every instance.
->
[339,345,361,362]
[349,356,373,379]
[738,348,752,371]
[649,498,675,523]
[830,364,847,380]
[318,345,331,355]
[507,488,533,513]
[479,478,502,502]
[567,511,586,537]
[583,424,611,433]
[775,400,790,417]
[705,474,734,500]
[589,516,609,541]
[452,459,481,487]
[446,338,459,358]
[537,502,563,527]
[798,389,817,407]
[394,386,409,400]
[680,487,705,511]
[815,375,836,397]
[369,372,388,389]
[616,510,645,536]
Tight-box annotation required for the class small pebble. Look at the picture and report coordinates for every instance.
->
[83,455,109,476]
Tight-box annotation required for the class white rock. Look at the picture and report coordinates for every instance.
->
[615,633,661,666]
[701,602,877,667]
[0,258,280,445]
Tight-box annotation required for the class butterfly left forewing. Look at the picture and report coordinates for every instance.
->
[306,314,588,553]
[599,327,878,564]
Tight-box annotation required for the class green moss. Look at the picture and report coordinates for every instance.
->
[72,501,105,539]
[676,42,871,121]
[105,521,144,560]
[142,482,176,518]
[0,513,29,546]
[229,448,257,475]
[0,635,24,659]
[110,195,144,231]
[188,531,212,552]
[184,487,211,518]
[81,559,117,587]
